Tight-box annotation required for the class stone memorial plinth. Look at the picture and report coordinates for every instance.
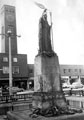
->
[31,9,68,113]
[32,53,67,110]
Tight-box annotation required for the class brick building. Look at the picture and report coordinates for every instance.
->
[0,5,28,89]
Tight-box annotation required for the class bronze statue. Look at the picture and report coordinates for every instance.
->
[38,9,53,54]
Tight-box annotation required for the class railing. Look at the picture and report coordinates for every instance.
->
[71,90,84,96]
[0,93,33,115]
[63,89,84,96]
[0,93,33,104]
[0,89,84,104]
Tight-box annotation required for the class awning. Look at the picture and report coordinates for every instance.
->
[61,76,69,79]
[70,76,78,79]
[0,78,28,81]
[28,77,34,81]
[0,78,9,80]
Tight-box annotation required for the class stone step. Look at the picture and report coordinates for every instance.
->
[7,110,84,120]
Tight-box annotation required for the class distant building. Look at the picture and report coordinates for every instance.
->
[60,65,84,77]
[0,5,28,89]
[28,64,84,88]
[60,65,84,84]
[1,5,17,54]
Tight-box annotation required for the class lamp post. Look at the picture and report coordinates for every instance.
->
[7,29,21,95]
[7,29,12,95]
[0,30,21,95]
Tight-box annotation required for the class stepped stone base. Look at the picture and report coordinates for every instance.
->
[7,110,84,120]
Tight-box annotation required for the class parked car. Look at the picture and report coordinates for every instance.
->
[63,87,71,96]
[17,90,34,95]
[70,82,84,89]
[62,82,72,88]
[7,87,24,94]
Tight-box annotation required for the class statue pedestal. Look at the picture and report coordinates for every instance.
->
[33,53,66,110]
[7,110,84,120]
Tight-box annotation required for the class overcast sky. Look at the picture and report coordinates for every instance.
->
[0,0,84,65]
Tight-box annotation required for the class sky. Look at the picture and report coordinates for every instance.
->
[0,0,84,65]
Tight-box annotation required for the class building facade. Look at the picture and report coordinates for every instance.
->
[0,5,28,89]
[60,65,84,84]
[28,64,84,88]
[60,65,84,77]
[1,5,17,54]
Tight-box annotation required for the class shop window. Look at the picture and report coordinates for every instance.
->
[13,57,17,62]
[3,57,8,62]
[13,66,19,74]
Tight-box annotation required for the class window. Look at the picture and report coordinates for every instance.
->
[13,66,19,74]
[63,69,66,73]
[79,69,81,73]
[75,69,77,72]
[3,66,19,74]
[1,26,4,39]
[68,69,71,72]
[8,25,14,34]
[3,57,8,62]
[13,58,17,62]
[3,66,9,74]
[29,69,33,73]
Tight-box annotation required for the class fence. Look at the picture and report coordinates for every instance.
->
[0,90,84,104]
[63,89,84,96]
[0,93,33,104]
[0,90,84,115]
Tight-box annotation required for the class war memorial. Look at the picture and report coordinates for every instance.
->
[7,4,84,120]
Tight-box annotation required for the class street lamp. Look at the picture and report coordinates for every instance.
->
[7,29,12,95]
[7,29,21,95]
[0,30,21,95]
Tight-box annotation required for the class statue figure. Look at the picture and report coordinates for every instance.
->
[39,9,53,54]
